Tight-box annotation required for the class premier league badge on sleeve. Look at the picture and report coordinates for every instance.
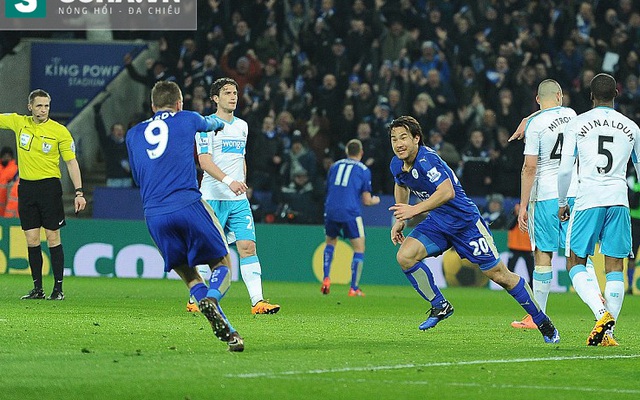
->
[426,167,441,183]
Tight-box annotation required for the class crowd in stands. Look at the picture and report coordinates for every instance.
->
[3,0,640,225]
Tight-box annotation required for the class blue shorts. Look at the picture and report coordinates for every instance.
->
[567,206,632,258]
[146,200,228,272]
[324,216,365,239]
[207,199,256,243]
[409,215,501,270]
[529,198,574,252]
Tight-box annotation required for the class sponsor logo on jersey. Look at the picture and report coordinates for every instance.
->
[221,139,245,154]
[412,190,431,201]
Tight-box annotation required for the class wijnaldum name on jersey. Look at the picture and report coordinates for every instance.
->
[578,119,634,141]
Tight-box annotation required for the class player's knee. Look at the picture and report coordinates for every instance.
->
[24,229,43,247]
[483,263,516,287]
[396,251,415,270]
[350,239,365,253]
[44,229,61,247]
[25,237,41,247]
[236,240,256,257]
[325,237,338,246]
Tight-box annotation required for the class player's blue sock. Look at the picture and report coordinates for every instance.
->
[207,266,231,301]
[404,261,446,306]
[507,277,546,325]
[189,282,208,302]
[323,244,335,279]
[351,252,364,290]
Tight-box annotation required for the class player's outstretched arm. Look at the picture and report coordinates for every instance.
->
[203,116,225,133]
[0,113,20,132]
[508,110,541,142]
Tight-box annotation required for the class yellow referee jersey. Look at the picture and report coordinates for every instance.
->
[0,113,76,181]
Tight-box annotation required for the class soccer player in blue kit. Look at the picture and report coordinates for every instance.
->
[322,139,380,296]
[126,81,244,352]
[388,115,560,343]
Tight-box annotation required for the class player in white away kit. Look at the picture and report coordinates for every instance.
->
[194,77,280,315]
[559,73,640,346]
[511,80,603,329]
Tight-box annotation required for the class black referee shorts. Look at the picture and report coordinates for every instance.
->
[18,178,66,231]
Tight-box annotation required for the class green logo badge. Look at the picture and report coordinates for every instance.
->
[6,0,46,18]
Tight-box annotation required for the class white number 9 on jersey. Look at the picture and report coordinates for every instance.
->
[144,119,169,159]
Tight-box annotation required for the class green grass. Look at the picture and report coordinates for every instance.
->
[0,275,639,400]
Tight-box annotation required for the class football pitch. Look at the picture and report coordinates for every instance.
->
[1,275,638,400]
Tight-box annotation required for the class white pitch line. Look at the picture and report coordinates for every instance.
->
[267,376,640,394]
[225,354,640,379]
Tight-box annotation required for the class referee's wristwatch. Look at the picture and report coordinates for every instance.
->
[75,187,84,197]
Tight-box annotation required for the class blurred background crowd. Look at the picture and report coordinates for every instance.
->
[2,0,640,225]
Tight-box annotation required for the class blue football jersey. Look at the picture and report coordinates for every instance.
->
[390,146,479,228]
[127,110,218,216]
[324,158,373,221]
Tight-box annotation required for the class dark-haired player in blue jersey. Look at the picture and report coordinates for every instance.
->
[322,139,380,296]
[126,81,243,352]
[388,115,560,343]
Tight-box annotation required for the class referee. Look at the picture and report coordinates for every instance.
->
[0,89,86,300]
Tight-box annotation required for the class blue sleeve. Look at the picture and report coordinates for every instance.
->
[203,114,224,132]
[419,156,449,187]
[363,168,373,193]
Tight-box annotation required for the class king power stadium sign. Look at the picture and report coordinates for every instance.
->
[1,0,197,30]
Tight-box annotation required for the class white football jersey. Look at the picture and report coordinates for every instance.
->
[562,106,640,210]
[196,115,248,201]
[524,106,578,201]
